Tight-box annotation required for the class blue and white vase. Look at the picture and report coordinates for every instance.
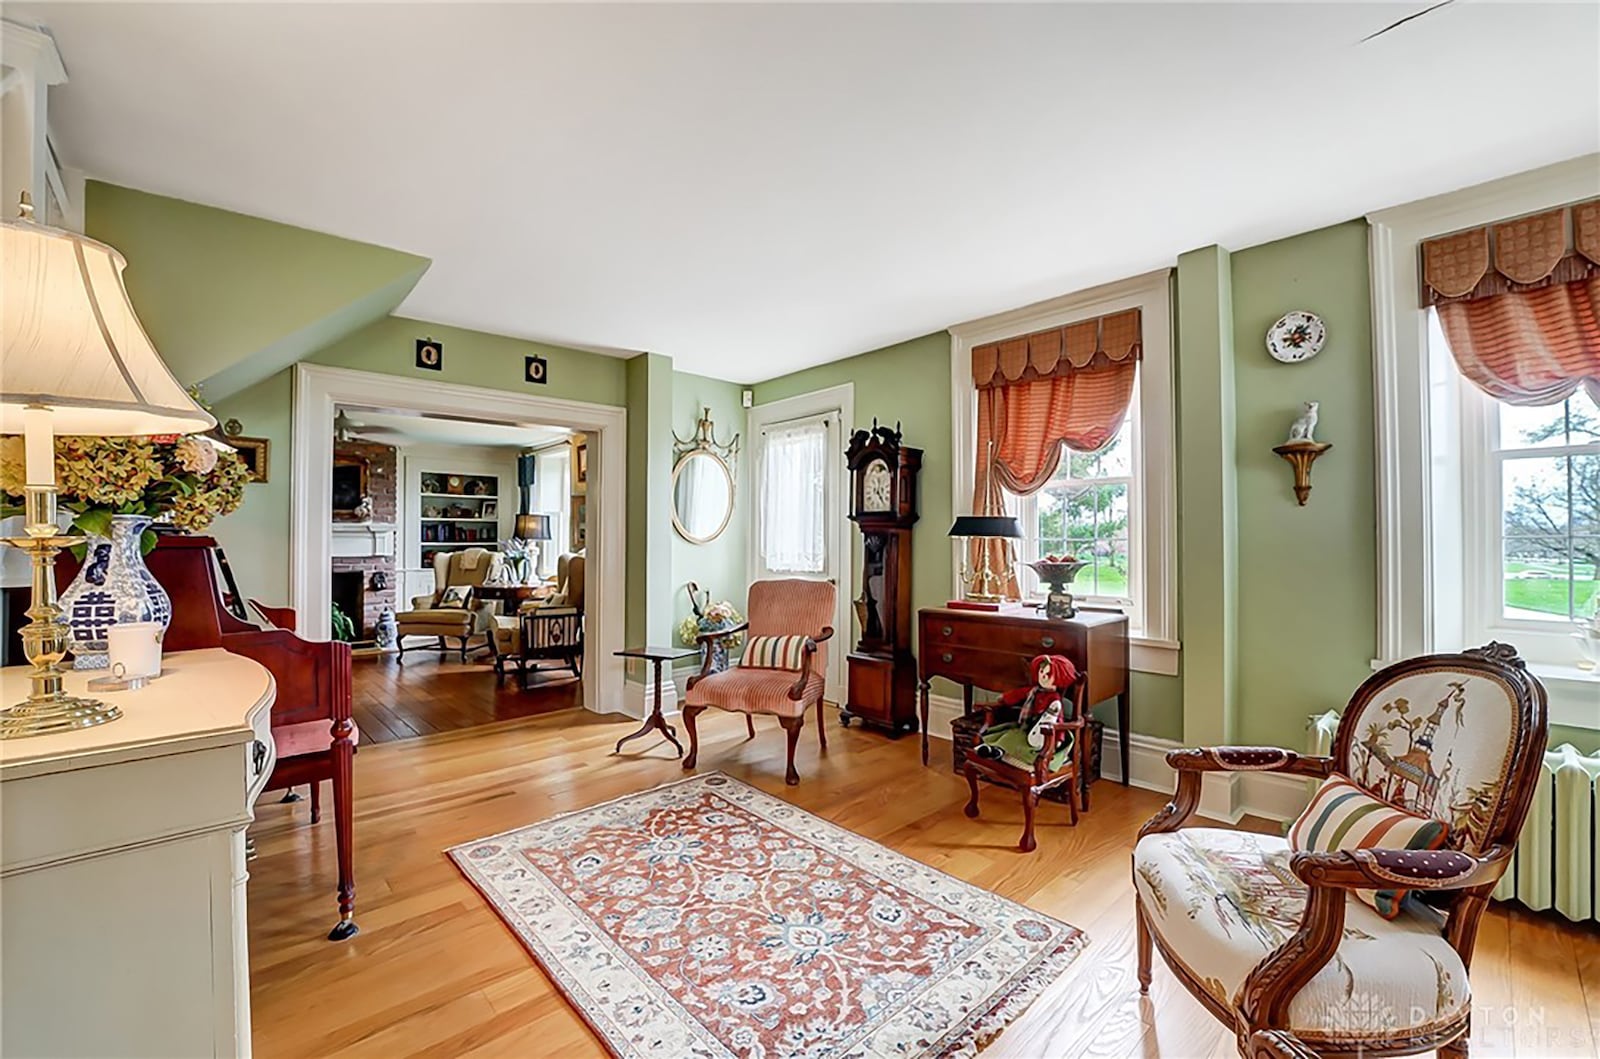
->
[59,515,172,670]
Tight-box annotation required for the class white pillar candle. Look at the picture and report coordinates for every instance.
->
[107,622,163,679]
[22,405,55,487]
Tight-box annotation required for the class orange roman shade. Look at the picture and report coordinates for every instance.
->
[1424,198,1600,407]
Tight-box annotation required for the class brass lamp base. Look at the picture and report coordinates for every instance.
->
[1,500,120,739]
[0,691,122,738]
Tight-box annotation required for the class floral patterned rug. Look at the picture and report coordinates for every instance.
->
[448,773,1085,1058]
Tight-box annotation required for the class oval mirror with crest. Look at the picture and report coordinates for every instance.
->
[671,407,740,544]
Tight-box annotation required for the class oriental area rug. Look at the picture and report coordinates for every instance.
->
[449,773,1085,1058]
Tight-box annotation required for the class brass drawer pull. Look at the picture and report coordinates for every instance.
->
[941,625,953,637]
[1040,636,1055,649]
[941,652,954,664]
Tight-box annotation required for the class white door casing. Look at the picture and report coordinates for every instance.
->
[748,384,854,701]
[290,363,627,716]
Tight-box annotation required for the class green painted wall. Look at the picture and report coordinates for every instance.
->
[754,332,954,649]
[1230,222,1377,749]
[670,372,749,666]
[208,371,294,606]
[84,182,429,399]
[204,315,631,608]
[306,316,628,407]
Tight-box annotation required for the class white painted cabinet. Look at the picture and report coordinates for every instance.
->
[0,649,275,1058]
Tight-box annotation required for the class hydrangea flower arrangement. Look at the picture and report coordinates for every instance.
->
[677,582,745,671]
[0,433,250,551]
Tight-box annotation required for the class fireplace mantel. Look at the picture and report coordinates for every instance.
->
[330,522,397,560]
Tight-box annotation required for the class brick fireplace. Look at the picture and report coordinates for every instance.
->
[330,438,398,640]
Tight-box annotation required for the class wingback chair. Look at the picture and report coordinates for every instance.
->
[395,547,499,662]
[1132,643,1547,1058]
[681,579,835,786]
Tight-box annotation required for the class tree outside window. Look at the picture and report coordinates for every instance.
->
[1498,392,1599,624]
[1016,416,1136,604]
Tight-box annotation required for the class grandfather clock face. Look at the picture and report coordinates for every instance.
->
[861,458,893,513]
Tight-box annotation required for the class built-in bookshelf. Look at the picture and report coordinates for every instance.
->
[418,472,500,567]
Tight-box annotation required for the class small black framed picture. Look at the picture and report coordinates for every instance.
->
[416,338,443,371]
[525,355,548,385]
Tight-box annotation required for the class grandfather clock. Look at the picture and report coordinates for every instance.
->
[841,422,922,733]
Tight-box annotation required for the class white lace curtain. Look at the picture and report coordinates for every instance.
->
[759,420,827,574]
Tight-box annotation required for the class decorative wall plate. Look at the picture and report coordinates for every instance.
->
[1266,310,1326,363]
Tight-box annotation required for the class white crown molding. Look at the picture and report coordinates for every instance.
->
[291,363,628,717]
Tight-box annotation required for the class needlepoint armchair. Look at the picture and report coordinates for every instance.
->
[396,547,498,662]
[1132,643,1547,1058]
[681,579,836,786]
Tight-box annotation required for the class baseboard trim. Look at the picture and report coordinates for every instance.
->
[926,694,1308,826]
[621,677,680,721]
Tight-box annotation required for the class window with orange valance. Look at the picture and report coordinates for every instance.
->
[1423,198,1600,406]
[969,308,1143,599]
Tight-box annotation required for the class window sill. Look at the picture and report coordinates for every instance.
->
[1528,661,1599,730]
[1130,636,1180,677]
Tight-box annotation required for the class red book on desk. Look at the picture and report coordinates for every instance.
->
[946,599,1002,611]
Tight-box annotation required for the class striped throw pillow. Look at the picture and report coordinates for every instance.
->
[1289,774,1449,919]
[741,635,809,671]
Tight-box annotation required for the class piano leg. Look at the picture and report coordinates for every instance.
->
[327,723,359,942]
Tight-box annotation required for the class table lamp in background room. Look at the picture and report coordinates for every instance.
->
[0,194,215,738]
[514,513,552,582]
[947,515,1022,608]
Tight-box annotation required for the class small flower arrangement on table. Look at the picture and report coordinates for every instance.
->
[676,582,745,673]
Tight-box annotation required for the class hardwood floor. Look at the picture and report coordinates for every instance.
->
[247,705,1600,1058]
[350,649,579,744]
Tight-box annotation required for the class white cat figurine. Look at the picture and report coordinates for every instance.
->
[1286,401,1319,443]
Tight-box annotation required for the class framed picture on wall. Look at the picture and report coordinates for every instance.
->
[232,436,270,483]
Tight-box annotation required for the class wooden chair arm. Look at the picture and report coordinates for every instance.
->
[687,622,750,689]
[1167,747,1336,778]
[1290,846,1509,893]
[1238,845,1513,1029]
[786,627,833,700]
[1249,1030,1322,1059]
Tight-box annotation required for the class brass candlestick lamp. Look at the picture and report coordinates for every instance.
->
[0,195,214,738]
[949,515,1022,602]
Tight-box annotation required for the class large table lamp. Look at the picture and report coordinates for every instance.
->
[1,199,215,739]
[948,515,1022,603]
[513,512,552,581]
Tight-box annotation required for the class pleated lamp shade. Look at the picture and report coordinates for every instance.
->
[0,218,214,436]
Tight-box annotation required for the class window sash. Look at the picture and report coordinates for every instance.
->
[1462,384,1598,659]
[1012,392,1144,621]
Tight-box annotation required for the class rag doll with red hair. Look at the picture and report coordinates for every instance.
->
[973,654,1079,768]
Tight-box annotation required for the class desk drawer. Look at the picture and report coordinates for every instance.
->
[922,615,1084,656]
[921,645,1035,691]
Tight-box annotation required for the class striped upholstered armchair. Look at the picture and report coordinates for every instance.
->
[681,579,835,786]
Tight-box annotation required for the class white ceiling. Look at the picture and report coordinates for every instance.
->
[22,2,1600,383]
[336,407,568,450]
